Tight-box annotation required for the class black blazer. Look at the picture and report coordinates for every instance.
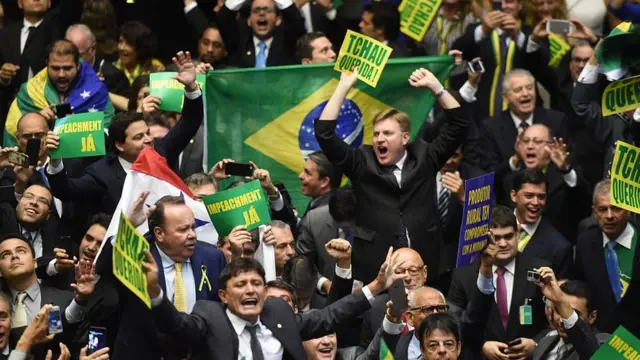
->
[447,254,549,343]
[315,107,469,283]
[177,124,205,179]
[295,193,338,279]
[93,54,129,96]
[46,93,204,216]
[532,320,609,360]
[500,164,592,243]
[216,4,306,68]
[480,106,570,198]
[574,226,640,334]
[518,217,573,278]
[151,286,373,360]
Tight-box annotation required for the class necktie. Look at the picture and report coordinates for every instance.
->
[496,266,509,329]
[438,185,450,224]
[38,168,50,189]
[22,232,33,244]
[518,121,529,135]
[256,41,267,68]
[247,324,265,360]
[605,241,623,303]
[12,292,28,328]
[517,229,532,252]
[339,227,354,243]
[173,263,187,312]
[397,222,409,249]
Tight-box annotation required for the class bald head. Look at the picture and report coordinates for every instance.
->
[393,248,424,266]
[523,124,551,142]
[392,248,427,290]
[16,113,49,152]
[408,287,446,308]
[65,24,96,64]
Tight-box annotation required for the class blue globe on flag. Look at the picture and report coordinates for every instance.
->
[298,99,364,158]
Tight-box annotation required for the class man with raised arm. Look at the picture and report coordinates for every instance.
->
[314,67,469,283]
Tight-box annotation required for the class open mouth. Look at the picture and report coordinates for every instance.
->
[526,207,541,217]
[520,98,532,106]
[241,298,259,308]
[318,347,334,357]
[25,208,38,216]
[377,146,388,157]
[256,19,268,31]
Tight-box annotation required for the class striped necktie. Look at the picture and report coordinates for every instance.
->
[438,185,450,224]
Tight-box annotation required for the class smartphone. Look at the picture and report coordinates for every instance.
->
[54,103,73,119]
[508,338,522,347]
[493,1,502,11]
[88,326,107,354]
[48,306,63,334]
[389,279,409,318]
[25,138,41,166]
[527,270,541,283]
[546,19,572,34]
[225,162,254,177]
[7,152,29,166]
[468,59,485,74]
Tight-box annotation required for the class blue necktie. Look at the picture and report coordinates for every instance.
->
[605,241,623,303]
[256,41,267,68]
[38,168,50,188]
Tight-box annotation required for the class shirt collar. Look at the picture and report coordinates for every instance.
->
[510,111,534,129]
[23,18,44,29]
[253,37,274,50]
[2,345,8,355]
[10,280,40,303]
[603,223,634,250]
[493,258,516,275]
[155,243,190,269]
[438,9,460,20]
[395,151,408,171]
[514,209,542,236]
[226,308,261,335]
[117,156,133,172]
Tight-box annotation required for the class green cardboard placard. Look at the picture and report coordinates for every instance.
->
[50,112,106,159]
[149,72,206,112]
[202,180,271,236]
[591,326,640,359]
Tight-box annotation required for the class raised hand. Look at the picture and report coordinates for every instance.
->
[195,62,213,75]
[72,260,97,302]
[128,191,155,228]
[0,63,20,83]
[0,146,18,168]
[228,225,253,256]
[209,158,235,180]
[544,137,570,171]
[141,95,162,117]
[54,248,76,273]
[532,18,550,41]
[568,19,598,43]
[448,49,463,66]
[442,171,464,203]
[409,68,442,93]
[141,250,161,298]
[80,345,110,360]
[338,67,359,90]
[325,239,352,268]
[172,51,197,91]
[481,11,503,35]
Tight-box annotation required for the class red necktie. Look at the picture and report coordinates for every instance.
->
[496,266,509,329]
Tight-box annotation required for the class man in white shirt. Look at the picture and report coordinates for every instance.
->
[146,247,406,359]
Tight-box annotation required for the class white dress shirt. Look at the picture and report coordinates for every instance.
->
[118,156,134,174]
[515,210,542,239]
[253,37,274,62]
[156,244,197,314]
[510,112,533,130]
[602,223,633,250]
[459,81,478,103]
[227,309,284,360]
[393,151,408,187]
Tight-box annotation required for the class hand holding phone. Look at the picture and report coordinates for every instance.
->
[88,326,108,354]
[25,138,40,167]
[388,279,408,318]
[48,305,63,334]
[54,103,73,119]
[8,152,29,166]
[527,270,541,283]
[225,162,255,177]
[546,19,572,34]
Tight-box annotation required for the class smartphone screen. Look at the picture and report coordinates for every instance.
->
[7,152,29,166]
[225,162,254,177]
[469,60,485,74]
[546,19,572,34]
[88,327,107,354]
[25,139,41,167]
[389,279,408,317]
[54,103,72,119]
[48,306,63,334]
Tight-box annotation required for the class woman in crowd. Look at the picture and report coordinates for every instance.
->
[114,21,165,85]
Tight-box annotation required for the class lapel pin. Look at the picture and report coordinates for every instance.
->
[277,323,282,328]
[247,51,252,56]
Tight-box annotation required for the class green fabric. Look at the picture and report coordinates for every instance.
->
[596,21,640,80]
[615,225,637,297]
[204,57,454,211]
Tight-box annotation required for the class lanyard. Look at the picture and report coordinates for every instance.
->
[488,29,517,117]
[435,15,462,55]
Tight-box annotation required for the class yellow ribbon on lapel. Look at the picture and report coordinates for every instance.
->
[199,265,212,292]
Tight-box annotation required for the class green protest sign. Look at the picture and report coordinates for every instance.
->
[591,326,640,359]
[149,72,206,112]
[112,211,151,308]
[202,180,271,236]
[50,112,106,159]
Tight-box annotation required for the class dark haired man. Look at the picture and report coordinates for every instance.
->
[359,3,408,57]
[44,51,203,217]
[296,32,336,64]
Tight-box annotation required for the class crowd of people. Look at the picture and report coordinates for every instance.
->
[0,0,639,359]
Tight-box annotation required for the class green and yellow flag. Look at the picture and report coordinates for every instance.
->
[380,338,395,360]
[596,21,640,81]
[205,57,453,210]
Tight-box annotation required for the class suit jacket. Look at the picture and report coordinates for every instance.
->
[295,193,338,279]
[500,164,592,243]
[480,107,570,201]
[46,93,204,216]
[315,107,469,283]
[519,217,573,278]
[99,239,226,360]
[532,321,609,360]
[92,54,129,96]
[452,23,533,119]
[574,226,640,334]
[151,285,373,360]
[388,40,409,58]
[216,5,306,68]
[447,254,549,344]
[177,124,205,179]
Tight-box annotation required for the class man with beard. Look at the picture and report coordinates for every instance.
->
[216,0,307,67]
[3,40,114,148]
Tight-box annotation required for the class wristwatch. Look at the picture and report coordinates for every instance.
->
[435,87,447,98]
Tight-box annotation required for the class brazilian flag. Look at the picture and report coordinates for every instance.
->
[205,56,453,210]
[597,21,640,81]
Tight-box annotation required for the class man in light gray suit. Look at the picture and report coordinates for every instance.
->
[532,270,609,360]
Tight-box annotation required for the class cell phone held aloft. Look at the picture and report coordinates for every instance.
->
[88,326,107,354]
[468,59,485,74]
[48,305,63,335]
[7,152,29,166]
[225,162,255,177]
[546,19,572,35]
[526,270,541,283]
[389,279,409,318]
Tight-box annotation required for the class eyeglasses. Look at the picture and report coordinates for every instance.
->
[425,340,457,352]
[22,192,50,208]
[251,6,275,14]
[394,266,423,276]
[408,304,449,315]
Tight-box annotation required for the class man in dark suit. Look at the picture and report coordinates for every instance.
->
[448,205,548,358]
[65,24,129,97]
[451,0,531,119]
[97,195,227,360]
[216,0,306,68]
[146,250,403,360]
[533,276,609,360]
[499,124,591,242]
[315,66,468,283]
[359,3,408,57]
[509,169,573,277]
[575,179,640,335]
[44,51,204,217]
[478,69,570,190]
[0,233,94,358]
